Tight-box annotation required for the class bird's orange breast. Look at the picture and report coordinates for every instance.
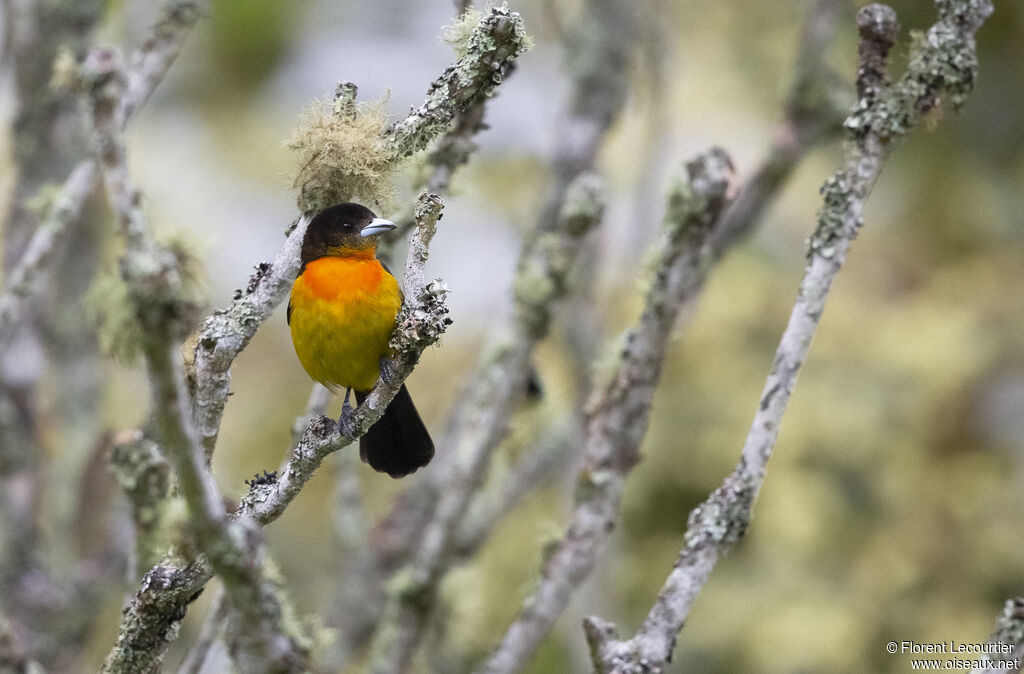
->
[289,255,402,392]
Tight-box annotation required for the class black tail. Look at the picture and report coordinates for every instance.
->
[355,385,434,478]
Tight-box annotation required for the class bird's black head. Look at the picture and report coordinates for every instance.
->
[299,203,396,269]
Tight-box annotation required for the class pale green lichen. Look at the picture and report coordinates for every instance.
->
[808,172,857,259]
[663,148,733,242]
[87,229,206,364]
[86,267,144,363]
[683,479,753,549]
[110,431,178,572]
[558,173,605,237]
[49,45,80,93]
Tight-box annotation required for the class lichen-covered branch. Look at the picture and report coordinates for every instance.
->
[122,0,210,122]
[0,0,209,354]
[101,559,216,674]
[0,161,98,351]
[85,48,310,674]
[364,175,604,674]
[322,3,637,662]
[1,2,214,667]
[193,7,528,457]
[110,430,174,576]
[108,9,524,660]
[452,417,578,561]
[479,148,736,674]
[971,598,1024,674]
[240,192,448,527]
[584,3,993,671]
[710,0,851,255]
[383,6,529,160]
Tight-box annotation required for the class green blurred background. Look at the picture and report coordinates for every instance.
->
[14,0,1024,671]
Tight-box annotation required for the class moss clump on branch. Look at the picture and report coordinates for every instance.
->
[288,98,397,215]
[441,8,485,60]
[289,7,531,215]
[86,230,206,364]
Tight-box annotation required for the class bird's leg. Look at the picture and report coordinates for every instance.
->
[378,356,401,388]
[337,388,357,439]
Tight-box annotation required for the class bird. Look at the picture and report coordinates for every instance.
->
[287,202,434,478]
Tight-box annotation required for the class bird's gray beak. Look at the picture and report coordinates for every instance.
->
[361,218,397,237]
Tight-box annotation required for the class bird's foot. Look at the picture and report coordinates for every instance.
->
[378,357,401,388]
[337,388,358,440]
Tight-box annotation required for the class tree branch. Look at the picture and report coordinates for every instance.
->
[191,6,529,458]
[110,430,174,577]
[0,161,98,351]
[85,48,310,674]
[122,0,209,122]
[971,597,1024,674]
[383,7,529,160]
[584,2,993,671]
[364,174,604,674]
[104,7,526,660]
[318,3,637,662]
[709,0,852,256]
[0,0,209,353]
[479,148,736,674]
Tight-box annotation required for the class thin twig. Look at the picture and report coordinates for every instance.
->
[584,2,994,671]
[710,0,852,256]
[0,161,97,350]
[452,417,578,560]
[175,586,228,674]
[971,598,1024,674]
[122,0,209,122]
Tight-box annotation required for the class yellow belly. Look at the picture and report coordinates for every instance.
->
[289,256,402,392]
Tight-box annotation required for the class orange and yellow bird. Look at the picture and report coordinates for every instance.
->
[288,203,433,477]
